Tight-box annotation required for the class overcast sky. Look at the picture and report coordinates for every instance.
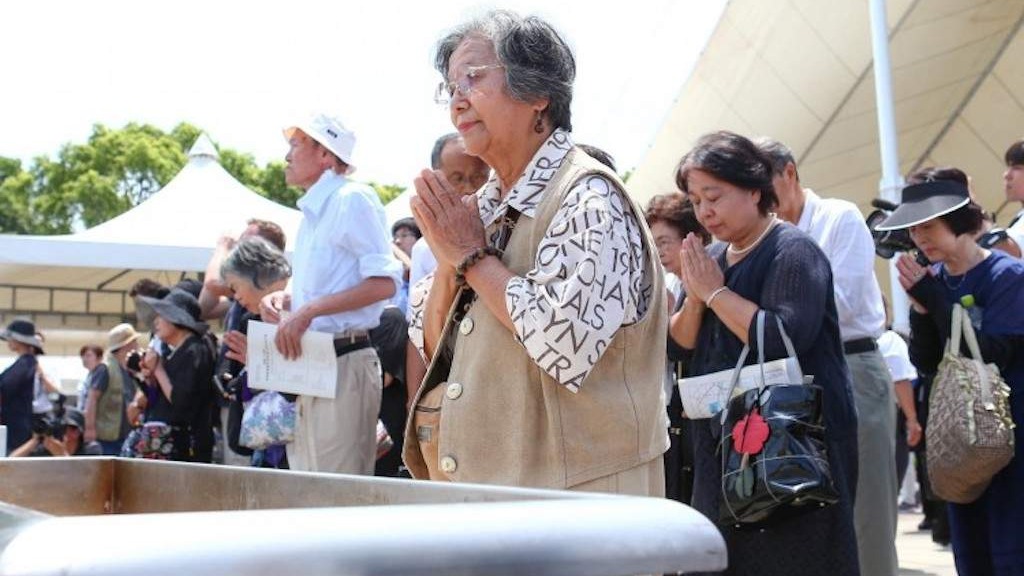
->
[1,0,726,188]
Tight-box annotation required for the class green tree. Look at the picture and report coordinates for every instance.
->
[369,182,406,205]
[0,123,405,234]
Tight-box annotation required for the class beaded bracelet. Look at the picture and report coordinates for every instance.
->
[455,247,501,285]
[705,286,730,308]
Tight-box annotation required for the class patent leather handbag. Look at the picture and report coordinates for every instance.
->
[717,311,839,527]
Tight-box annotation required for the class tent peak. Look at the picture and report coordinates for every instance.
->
[188,133,219,160]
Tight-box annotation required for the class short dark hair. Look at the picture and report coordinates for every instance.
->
[576,144,616,171]
[645,193,710,244]
[431,133,460,170]
[435,10,576,131]
[1005,140,1024,167]
[391,217,421,239]
[247,218,286,251]
[755,136,800,181]
[129,278,169,299]
[905,166,984,236]
[79,344,103,358]
[940,203,986,236]
[676,131,777,216]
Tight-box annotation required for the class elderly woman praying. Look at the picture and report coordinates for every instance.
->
[405,10,668,494]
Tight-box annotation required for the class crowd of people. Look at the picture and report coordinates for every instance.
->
[0,9,1022,576]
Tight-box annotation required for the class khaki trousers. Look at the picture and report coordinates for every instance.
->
[848,349,899,576]
[287,347,382,475]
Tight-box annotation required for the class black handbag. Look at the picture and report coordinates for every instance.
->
[717,311,839,527]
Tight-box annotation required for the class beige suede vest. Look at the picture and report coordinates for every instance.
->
[403,148,669,489]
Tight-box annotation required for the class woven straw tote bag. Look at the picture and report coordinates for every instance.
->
[926,304,1015,504]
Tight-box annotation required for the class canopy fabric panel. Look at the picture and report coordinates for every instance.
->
[630,0,1024,225]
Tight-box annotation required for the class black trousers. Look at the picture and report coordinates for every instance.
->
[664,388,694,504]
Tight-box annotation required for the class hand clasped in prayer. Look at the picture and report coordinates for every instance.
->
[411,168,488,270]
[679,232,724,303]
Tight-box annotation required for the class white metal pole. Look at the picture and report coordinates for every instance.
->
[869,0,911,333]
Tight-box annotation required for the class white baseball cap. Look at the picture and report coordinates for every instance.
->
[283,113,357,175]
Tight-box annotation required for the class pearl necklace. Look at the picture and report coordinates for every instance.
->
[727,216,779,255]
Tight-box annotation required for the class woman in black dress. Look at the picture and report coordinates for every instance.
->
[669,131,860,576]
[136,289,216,463]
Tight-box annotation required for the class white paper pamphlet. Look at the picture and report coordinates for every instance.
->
[246,320,338,399]
[677,358,803,419]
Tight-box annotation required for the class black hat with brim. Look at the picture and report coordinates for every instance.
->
[875,180,971,231]
[63,408,86,431]
[0,319,45,354]
[136,288,209,335]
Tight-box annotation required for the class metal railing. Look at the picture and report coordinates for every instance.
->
[0,458,727,576]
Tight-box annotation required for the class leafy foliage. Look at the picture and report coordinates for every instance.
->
[0,123,403,234]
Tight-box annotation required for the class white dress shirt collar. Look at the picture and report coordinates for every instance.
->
[297,169,347,219]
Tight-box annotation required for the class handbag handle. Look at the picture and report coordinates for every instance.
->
[719,310,802,424]
[949,304,996,409]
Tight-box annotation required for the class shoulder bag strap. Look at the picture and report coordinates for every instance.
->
[948,303,964,356]
[957,304,996,408]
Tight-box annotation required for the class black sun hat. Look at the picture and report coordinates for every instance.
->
[135,288,209,335]
[0,319,45,353]
[875,180,971,231]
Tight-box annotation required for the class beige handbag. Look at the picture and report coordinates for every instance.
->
[926,304,1015,504]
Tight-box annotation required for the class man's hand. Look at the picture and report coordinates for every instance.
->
[906,419,923,448]
[260,291,291,324]
[223,330,248,365]
[84,426,97,443]
[275,308,312,360]
[43,435,69,457]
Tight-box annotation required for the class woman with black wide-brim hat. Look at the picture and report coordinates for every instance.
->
[0,319,44,454]
[879,174,1024,574]
[133,288,215,462]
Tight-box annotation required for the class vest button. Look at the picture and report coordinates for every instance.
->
[459,317,475,335]
[445,382,463,400]
[440,455,458,474]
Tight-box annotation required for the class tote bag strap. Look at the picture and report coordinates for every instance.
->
[757,313,803,386]
[953,303,996,409]
[948,303,964,356]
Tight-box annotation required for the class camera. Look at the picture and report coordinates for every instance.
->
[866,198,1009,263]
[126,349,145,372]
[31,414,62,438]
[866,198,927,263]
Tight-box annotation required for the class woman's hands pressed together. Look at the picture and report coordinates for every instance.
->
[678,233,724,303]
[411,169,488,270]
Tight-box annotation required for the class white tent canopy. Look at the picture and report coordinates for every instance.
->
[0,133,302,340]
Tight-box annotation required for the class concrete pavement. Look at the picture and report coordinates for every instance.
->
[898,509,956,576]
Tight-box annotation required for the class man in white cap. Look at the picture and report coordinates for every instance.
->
[261,114,401,475]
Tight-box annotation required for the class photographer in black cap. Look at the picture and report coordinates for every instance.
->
[10,407,102,457]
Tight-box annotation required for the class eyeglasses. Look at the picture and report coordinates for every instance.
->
[434,64,504,105]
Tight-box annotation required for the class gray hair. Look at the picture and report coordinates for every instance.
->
[431,133,460,169]
[220,236,292,291]
[754,136,799,180]
[435,10,576,132]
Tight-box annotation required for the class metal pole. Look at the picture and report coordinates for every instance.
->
[869,0,911,333]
